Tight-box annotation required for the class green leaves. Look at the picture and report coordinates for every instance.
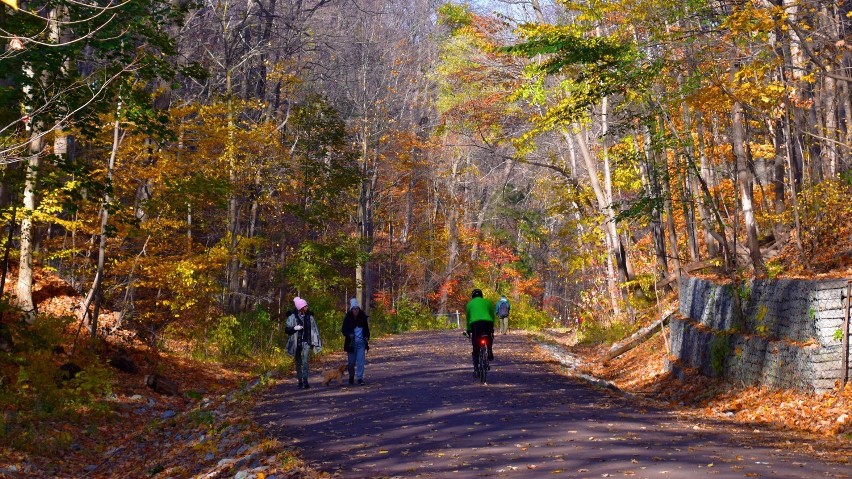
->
[507,25,634,76]
[284,235,363,294]
[614,194,663,223]
[0,0,193,144]
[504,23,656,149]
[437,2,474,32]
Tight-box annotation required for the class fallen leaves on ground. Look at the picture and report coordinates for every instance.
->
[0,268,331,479]
[541,324,852,464]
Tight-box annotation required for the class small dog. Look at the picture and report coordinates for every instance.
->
[322,364,348,386]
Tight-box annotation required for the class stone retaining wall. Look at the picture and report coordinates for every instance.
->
[669,276,851,392]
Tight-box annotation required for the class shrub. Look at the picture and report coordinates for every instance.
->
[309,295,345,353]
[505,295,553,331]
[0,312,114,454]
[193,307,289,372]
[798,179,852,272]
[709,335,731,376]
[370,296,449,335]
[575,319,636,346]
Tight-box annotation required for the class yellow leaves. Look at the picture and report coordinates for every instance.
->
[266,59,303,87]
[515,22,572,40]
[688,85,731,114]
[26,179,85,226]
[733,78,785,111]
[723,3,782,38]
[800,72,817,84]
[748,142,775,160]
[173,261,199,287]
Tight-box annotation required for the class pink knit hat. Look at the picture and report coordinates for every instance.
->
[294,297,308,310]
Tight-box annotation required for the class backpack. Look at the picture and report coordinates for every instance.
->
[497,301,509,318]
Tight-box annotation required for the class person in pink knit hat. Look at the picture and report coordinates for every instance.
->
[284,296,322,389]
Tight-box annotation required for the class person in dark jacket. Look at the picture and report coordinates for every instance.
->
[341,298,370,385]
[285,296,322,389]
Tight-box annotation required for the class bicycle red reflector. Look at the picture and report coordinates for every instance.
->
[480,338,487,345]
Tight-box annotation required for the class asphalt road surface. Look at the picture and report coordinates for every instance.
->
[253,330,851,478]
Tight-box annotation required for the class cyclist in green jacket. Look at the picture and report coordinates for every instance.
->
[465,289,495,373]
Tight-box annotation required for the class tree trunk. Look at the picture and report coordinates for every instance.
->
[437,154,461,316]
[661,151,682,289]
[572,125,625,312]
[355,123,376,313]
[731,97,764,271]
[15,145,40,323]
[81,107,121,337]
[224,64,242,313]
[681,169,699,262]
[782,0,805,190]
[818,3,839,178]
[771,119,786,218]
[0,204,16,298]
[694,115,719,259]
[686,114,734,271]
[636,129,668,283]
[678,97,699,262]
[842,75,852,173]
[783,96,808,266]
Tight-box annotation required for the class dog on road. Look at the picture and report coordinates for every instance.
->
[322,364,348,386]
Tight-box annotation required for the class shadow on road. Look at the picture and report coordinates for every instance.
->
[254,330,850,479]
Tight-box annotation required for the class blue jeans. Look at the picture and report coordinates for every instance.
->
[295,343,311,383]
[348,337,366,380]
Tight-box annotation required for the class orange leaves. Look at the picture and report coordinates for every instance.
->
[709,383,852,436]
[480,241,520,266]
[574,322,852,442]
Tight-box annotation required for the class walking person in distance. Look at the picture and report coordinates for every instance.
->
[342,298,370,385]
[285,296,322,389]
[496,295,511,334]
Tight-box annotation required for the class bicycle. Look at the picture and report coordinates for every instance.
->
[464,331,490,384]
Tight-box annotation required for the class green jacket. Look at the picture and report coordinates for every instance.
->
[465,297,495,332]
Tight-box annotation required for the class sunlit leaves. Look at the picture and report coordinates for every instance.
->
[508,24,634,77]
[506,22,653,153]
[285,235,364,294]
[722,3,784,44]
[437,2,473,32]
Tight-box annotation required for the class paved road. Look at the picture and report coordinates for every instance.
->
[253,330,851,478]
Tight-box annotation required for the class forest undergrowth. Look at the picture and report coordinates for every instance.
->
[0,267,336,478]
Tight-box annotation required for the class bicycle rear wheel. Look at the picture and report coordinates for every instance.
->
[478,346,489,383]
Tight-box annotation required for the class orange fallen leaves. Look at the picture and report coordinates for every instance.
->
[553,319,852,459]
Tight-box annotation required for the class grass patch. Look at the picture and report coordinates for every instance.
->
[370,296,455,335]
[575,320,636,346]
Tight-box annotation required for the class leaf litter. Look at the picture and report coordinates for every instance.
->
[537,325,852,464]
